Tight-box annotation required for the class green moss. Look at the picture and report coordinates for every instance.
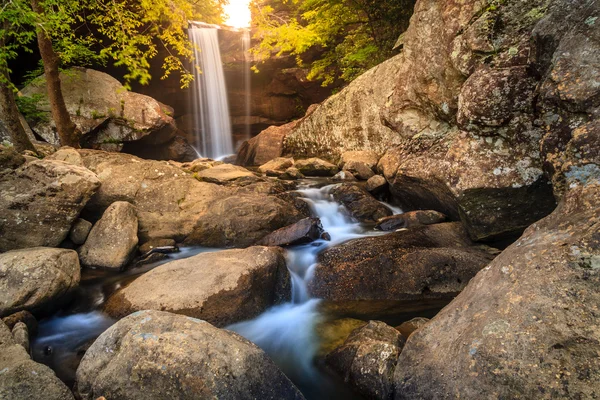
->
[15,94,49,124]
[91,110,106,119]
[524,7,547,22]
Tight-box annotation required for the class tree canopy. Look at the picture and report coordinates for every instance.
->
[250,0,415,86]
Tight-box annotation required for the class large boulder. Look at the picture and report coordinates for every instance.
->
[394,183,600,399]
[236,121,296,167]
[0,159,100,252]
[78,201,139,270]
[257,217,325,247]
[309,223,495,315]
[0,248,80,317]
[77,149,304,246]
[194,163,256,184]
[330,184,393,223]
[295,158,339,177]
[375,210,447,231]
[104,247,291,326]
[0,321,73,400]
[327,321,405,400]
[21,68,177,150]
[75,310,304,400]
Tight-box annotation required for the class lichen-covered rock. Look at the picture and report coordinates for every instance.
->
[0,159,100,252]
[375,210,446,231]
[309,223,495,316]
[394,183,600,399]
[78,202,139,270]
[330,184,392,223]
[295,158,339,177]
[0,248,80,317]
[21,68,177,149]
[104,247,291,326]
[75,310,305,400]
[327,321,405,400]
[0,321,73,400]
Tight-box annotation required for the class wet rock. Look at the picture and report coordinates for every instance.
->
[194,163,256,184]
[279,167,304,181]
[327,321,405,400]
[395,317,429,339]
[0,248,80,317]
[332,170,357,181]
[78,202,139,270]
[22,68,177,149]
[316,318,367,359]
[309,223,495,315]
[259,157,295,176]
[295,158,340,177]
[343,160,375,180]
[395,183,600,399]
[375,210,447,231]
[0,321,74,400]
[257,218,325,247]
[11,322,29,353]
[340,151,380,170]
[138,238,177,255]
[0,159,100,252]
[104,247,291,327]
[366,175,388,195]
[75,310,305,400]
[330,184,392,223]
[236,122,295,166]
[69,218,93,245]
[2,311,37,336]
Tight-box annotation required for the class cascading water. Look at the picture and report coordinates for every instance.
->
[241,29,252,141]
[189,26,234,159]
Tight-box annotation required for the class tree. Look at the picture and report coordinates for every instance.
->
[250,0,415,86]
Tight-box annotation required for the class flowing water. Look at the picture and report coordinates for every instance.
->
[188,26,234,159]
[241,29,252,143]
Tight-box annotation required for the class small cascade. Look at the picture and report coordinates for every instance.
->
[241,29,252,142]
[189,26,234,159]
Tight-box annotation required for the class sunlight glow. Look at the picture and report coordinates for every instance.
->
[224,0,251,28]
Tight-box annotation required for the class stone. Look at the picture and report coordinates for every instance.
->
[258,157,295,175]
[0,159,100,252]
[104,247,291,327]
[122,135,198,163]
[332,170,357,181]
[279,167,304,181]
[194,163,256,184]
[375,210,447,231]
[0,248,80,317]
[0,145,26,171]
[0,321,74,400]
[138,238,177,255]
[343,160,375,180]
[21,68,177,149]
[327,321,405,400]
[69,218,93,245]
[236,121,296,166]
[75,310,304,400]
[180,158,223,173]
[316,318,367,358]
[2,311,37,336]
[295,158,339,177]
[395,317,429,339]
[340,150,380,169]
[11,322,29,353]
[366,175,388,195]
[309,223,495,315]
[78,202,139,270]
[330,184,392,223]
[46,146,84,166]
[395,183,600,399]
[257,218,325,247]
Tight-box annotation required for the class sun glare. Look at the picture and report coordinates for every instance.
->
[224,0,251,28]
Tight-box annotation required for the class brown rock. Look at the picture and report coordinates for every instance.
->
[330,184,392,223]
[11,322,29,353]
[375,210,447,231]
[194,163,256,184]
[236,121,296,166]
[2,311,37,336]
[258,157,295,175]
[365,175,388,194]
[295,158,339,177]
[331,170,357,181]
[279,167,304,181]
[396,317,429,339]
[343,160,375,180]
[257,218,325,247]
[69,218,93,245]
[340,151,380,169]
[138,238,177,255]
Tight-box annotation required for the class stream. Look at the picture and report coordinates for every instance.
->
[31,181,442,399]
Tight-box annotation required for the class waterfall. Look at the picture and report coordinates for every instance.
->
[189,26,234,159]
[242,29,252,141]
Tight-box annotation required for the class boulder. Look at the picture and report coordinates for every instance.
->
[395,317,429,339]
[366,175,388,195]
[194,163,256,184]
[0,247,80,317]
[104,247,291,327]
[394,183,600,399]
[343,160,375,180]
[236,121,296,166]
[316,318,367,358]
[11,322,29,353]
[0,145,26,171]
[330,184,392,223]
[180,158,223,172]
[327,321,405,400]
[68,218,93,245]
[279,167,304,181]
[259,157,295,175]
[2,311,37,336]
[257,218,325,247]
[78,202,139,270]
[375,210,447,231]
[21,68,177,149]
[340,151,380,169]
[75,310,305,400]
[46,146,84,166]
[332,170,357,181]
[0,321,73,400]
[123,135,198,163]
[0,159,100,252]
[309,223,495,315]
[138,238,177,255]
[295,158,339,177]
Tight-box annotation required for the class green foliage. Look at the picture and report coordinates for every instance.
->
[250,0,415,86]
[15,93,49,123]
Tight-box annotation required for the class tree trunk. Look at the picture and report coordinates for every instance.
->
[30,0,81,147]
[0,28,37,153]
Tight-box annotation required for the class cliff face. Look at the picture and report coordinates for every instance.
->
[284,0,599,242]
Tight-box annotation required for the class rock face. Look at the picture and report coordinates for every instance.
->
[21,68,177,151]
[236,122,295,166]
[375,210,446,231]
[309,223,495,314]
[75,310,305,400]
[330,184,392,223]
[104,247,290,326]
[0,321,74,400]
[327,321,405,400]
[0,159,100,252]
[0,248,80,318]
[394,183,600,399]
[257,218,325,247]
[78,202,139,270]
